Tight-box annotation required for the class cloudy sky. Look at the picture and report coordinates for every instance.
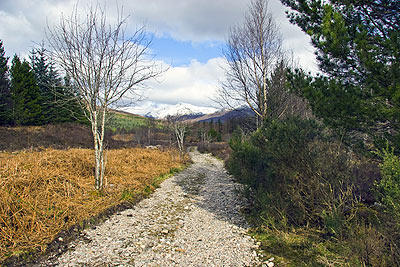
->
[0,0,317,112]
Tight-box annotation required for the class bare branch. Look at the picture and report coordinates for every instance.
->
[215,0,309,127]
[45,3,165,190]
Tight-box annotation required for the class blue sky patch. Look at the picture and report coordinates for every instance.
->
[149,34,225,66]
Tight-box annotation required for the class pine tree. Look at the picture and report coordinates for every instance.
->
[281,0,400,149]
[30,45,85,124]
[0,40,12,125]
[30,46,59,123]
[10,55,43,125]
[58,73,87,123]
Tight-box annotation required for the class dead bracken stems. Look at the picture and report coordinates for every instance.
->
[0,148,183,261]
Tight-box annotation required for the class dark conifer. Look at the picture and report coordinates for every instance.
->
[10,55,43,125]
[281,0,400,149]
[30,45,58,123]
[0,40,12,125]
[30,45,86,124]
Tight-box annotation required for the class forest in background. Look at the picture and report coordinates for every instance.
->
[0,42,86,126]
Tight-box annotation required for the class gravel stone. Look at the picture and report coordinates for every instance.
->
[35,149,261,266]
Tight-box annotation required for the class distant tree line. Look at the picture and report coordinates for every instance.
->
[0,40,85,126]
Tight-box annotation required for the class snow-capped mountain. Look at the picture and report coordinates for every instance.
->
[120,102,218,119]
[146,102,218,119]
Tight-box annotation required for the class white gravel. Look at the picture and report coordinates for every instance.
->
[37,149,261,266]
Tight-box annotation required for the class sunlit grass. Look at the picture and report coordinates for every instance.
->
[250,226,358,267]
[107,112,164,133]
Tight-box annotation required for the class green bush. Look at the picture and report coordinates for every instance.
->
[374,147,400,264]
[226,139,269,189]
[376,147,400,221]
[227,117,359,234]
[227,117,400,265]
[251,117,321,169]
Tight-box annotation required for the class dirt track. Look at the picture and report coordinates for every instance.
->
[36,149,261,266]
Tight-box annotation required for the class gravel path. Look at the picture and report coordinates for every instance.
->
[37,149,262,266]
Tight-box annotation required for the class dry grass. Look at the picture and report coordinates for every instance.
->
[0,147,184,261]
[111,133,135,142]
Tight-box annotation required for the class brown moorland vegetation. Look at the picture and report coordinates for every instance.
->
[0,123,141,152]
[0,147,184,261]
[0,123,94,151]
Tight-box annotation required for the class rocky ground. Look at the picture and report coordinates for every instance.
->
[35,149,267,266]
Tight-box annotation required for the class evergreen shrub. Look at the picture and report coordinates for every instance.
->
[226,116,359,233]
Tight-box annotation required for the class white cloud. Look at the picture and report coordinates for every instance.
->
[124,0,248,42]
[0,0,73,58]
[118,57,226,113]
[0,0,317,110]
[0,10,37,59]
[0,0,246,56]
[145,57,226,107]
[0,0,316,68]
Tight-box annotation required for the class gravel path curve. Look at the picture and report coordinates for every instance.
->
[37,149,261,266]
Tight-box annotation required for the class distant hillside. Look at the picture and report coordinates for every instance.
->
[119,102,253,124]
[108,108,145,117]
[107,109,161,133]
[187,107,255,123]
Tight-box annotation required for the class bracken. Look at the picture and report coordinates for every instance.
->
[0,147,184,261]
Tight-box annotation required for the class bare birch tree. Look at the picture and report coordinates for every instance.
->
[166,115,187,160]
[174,121,187,160]
[217,0,295,128]
[266,59,311,120]
[46,4,163,190]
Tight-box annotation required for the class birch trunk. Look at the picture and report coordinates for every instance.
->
[174,123,187,160]
[92,110,101,190]
[92,107,107,191]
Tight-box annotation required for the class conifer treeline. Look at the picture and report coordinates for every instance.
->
[0,40,85,126]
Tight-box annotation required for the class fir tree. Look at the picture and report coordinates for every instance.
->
[58,73,87,123]
[0,40,12,125]
[30,45,85,124]
[30,45,59,123]
[10,55,43,125]
[281,0,400,149]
